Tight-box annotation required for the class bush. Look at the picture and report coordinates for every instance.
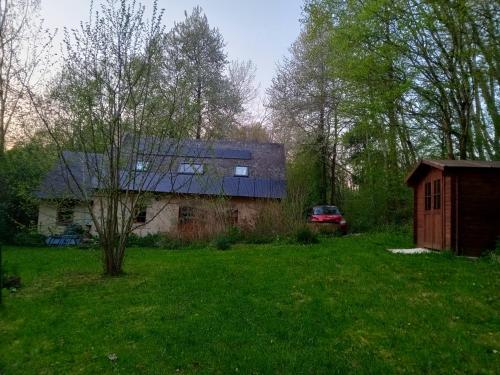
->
[1,260,21,289]
[126,233,162,248]
[213,235,232,250]
[158,235,183,250]
[295,226,319,244]
[243,232,275,244]
[227,226,243,243]
[13,231,46,247]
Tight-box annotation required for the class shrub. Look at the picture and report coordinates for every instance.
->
[158,235,183,250]
[243,232,275,244]
[1,261,21,289]
[13,231,46,247]
[126,233,162,248]
[227,226,243,243]
[295,226,319,244]
[64,224,85,235]
[213,235,232,250]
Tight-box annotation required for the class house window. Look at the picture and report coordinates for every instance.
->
[234,166,249,177]
[179,206,195,224]
[134,206,147,223]
[433,179,441,209]
[56,201,75,225]
[178,163,204,174]
[229,209,238,225]
[424,182,432,211]
[136,160,150,171]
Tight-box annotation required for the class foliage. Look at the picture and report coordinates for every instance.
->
[158,236,184,250]
[1,234,499,373]
[13,232,46,247]
[0,140,55,243]
[0,0,52,155]
[269,0,500,232]
[226,226,243,244]
[161,6,250,139]
[295,226,319,244]
[0,259,21,289]
[213,235,232,251]
[126,233,163,248]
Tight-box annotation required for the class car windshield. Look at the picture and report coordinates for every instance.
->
[313,206,340,215]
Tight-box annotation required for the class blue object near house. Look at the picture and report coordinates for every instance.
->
[46,235,81,246]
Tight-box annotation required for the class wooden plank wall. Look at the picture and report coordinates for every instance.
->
[456,169,500,256]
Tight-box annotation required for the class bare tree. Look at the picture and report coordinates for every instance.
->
[0,0,52,155]
[29,0,199,275]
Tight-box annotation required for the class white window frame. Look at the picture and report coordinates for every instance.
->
[234,166,249,177]
[178,163,204,175]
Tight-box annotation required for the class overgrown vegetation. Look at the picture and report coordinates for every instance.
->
[295,226,319,244]
[269,0,499,231]
[1,233,499,373]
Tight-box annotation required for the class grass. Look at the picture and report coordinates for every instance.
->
[0,232,499,374]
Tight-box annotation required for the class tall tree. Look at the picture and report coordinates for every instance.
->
[268,23,346,205]
[163,7,240,139]
[0,0,51,156]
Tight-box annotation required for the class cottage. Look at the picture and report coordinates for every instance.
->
[36,138,286,238]
[406,160,500,256]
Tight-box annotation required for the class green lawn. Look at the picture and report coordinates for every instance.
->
[1,233,499,374]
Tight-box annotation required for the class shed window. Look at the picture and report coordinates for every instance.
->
[433,179,441,209]
[424,182,432,211]
[56,201,75,225]
[234,166,249,177]
[134,206,147,223]
[178,163,203,174]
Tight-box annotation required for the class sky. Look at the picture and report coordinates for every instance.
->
[39,0,304,115]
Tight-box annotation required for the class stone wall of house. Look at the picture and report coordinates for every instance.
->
[38,195,273,238]
[38,202,92,235]
[129,196,269,238]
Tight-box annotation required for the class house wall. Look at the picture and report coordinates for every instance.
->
[38,202,92,235]
[129,195,268,237]
[38,195,272,238]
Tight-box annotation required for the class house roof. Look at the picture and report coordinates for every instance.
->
[36,138,286,200]
[406,159,500,186]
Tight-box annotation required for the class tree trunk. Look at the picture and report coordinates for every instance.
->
[329,109,339,205]
[317,106,327,204]
[196,79,202,139]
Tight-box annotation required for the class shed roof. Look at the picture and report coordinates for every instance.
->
[406,159,500,186]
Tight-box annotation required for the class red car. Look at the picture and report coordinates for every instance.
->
[308,205,347,234]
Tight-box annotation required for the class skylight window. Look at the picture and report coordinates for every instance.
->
[136,160,150,172]
[178,163,204,174]
[234,166,249,177]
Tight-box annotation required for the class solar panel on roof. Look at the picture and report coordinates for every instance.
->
[215,148,252,160]
[238,178,255,197]
[270,180,286,199]
[222,177,239,196]
[254,178,271,198]
[157,146,251,160]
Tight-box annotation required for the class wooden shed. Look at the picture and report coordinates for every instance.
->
[406,160,500,256]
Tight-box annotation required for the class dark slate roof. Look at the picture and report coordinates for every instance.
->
[406,159,500,186]
[37,138,286,199]
[36,151,102,200]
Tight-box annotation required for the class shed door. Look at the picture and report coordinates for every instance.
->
[423,178,443,249]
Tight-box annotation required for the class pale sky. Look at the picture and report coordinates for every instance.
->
[39,0,304,115]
